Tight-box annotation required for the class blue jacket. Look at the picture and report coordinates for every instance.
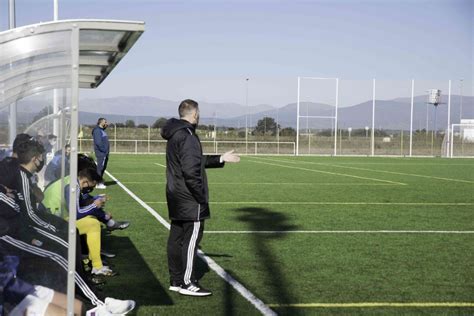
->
[64,181,107,222]
[44,151,70,183]
[0,255,35,308]
[92,125,109,156]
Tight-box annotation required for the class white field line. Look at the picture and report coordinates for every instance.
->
[295,162,474,166]
[112,172,164,175]
[121,181,399,186]
[105,170,277,316]
[153,162,167,168]
[246,158,407,186]
[144,201,473,206]
[256,157,474,184]
[205,230,474,234]
[267,302,474,308]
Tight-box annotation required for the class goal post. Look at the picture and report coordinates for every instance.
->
[449,122,474,158]
[296,77,339,156]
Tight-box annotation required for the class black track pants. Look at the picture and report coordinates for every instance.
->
[167,220,204,285]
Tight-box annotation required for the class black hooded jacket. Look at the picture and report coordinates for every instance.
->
[161,118,224,221]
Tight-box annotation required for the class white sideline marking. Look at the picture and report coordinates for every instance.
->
[144,201,473,206]
[267,302,474,308]
[105,170,276,316]
[121,181,399,186]
[257,157,474,184]
[112,172,164,175]
[246,158,407,186]
[154,162,167,168]
[304,162,474,166]
[205,230,474,234]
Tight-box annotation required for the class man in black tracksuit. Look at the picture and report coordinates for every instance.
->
[161,99,240,296]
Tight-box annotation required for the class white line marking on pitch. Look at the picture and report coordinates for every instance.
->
[144,201,474,206]
[112,172,164,175]
[121,181,399,186]
[153,162,167,168]
[105,170,276,316]
[205,230,474,234]
[246,158,407,186]
[257,157,474,184]
[267,302,474,308]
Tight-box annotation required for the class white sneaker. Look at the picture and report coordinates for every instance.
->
[96,183,107,189]
[104,297,136,314]
[87,305,111,316]
[92,266,118,277]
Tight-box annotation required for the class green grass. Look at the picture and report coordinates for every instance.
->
[99,155,474,315]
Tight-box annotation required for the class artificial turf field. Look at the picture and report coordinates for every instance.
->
[98,154,474,315]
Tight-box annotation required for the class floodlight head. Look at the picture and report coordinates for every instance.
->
[427,89,442,106]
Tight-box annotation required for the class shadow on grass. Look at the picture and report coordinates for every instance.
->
[237,207,302,316]
[104,180,117,187]
[101,235,173,306]
[195,253,211,282]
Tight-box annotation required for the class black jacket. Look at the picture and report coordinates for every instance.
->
[161,118,224,221]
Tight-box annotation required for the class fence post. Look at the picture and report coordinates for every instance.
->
[255,142,257,155]
[114,124,117,153]
[135,140,138,154]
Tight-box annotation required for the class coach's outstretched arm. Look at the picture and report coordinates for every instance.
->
[204,150,240,168]
[221,150,240,163]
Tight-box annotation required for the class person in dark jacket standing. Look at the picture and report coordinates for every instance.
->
[161,99,240,297]
[92,118,109,189]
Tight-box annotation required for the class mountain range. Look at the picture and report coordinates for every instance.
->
[3,95,473,131]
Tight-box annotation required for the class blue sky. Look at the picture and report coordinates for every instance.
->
[1,0,472,106]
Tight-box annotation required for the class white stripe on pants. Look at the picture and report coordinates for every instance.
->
[184,221,201,285]
[0,235,103,306]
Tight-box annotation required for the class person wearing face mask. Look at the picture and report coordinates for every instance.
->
[0,137,137,315]
[92,118,110,189]
[161,99,240,296]
[0,137,57,234]
[43,154,130,274]
[69,167,118,277]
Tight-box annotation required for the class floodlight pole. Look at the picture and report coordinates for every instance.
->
[8,0,17,146]
[459,79,464,121]
[409,79,414,157]
[446,80,451,157]
[333,78,339,156]
[296,77,300,156]
[371,79,376,156]
[245,78,249,154]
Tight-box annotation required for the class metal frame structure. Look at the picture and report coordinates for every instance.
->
[449,123,474,158]
[296,76,339,156]
[296,78,460,158]
[1,19,144,314]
